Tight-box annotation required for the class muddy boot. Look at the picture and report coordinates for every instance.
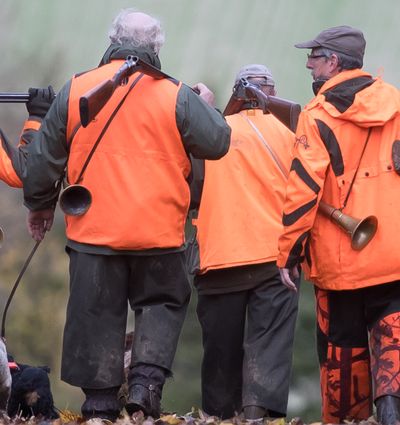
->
[125,383,161,418]
[244,405,266,423]
[81,387,121,421]
[376,395,400,425]
[125,363,167,418]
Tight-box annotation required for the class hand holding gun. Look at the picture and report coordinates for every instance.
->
[223,77,301,132]
[0,86,56,109]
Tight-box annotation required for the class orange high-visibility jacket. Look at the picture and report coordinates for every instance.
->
[277,69,400,290]
[65,61,191,250]
[0,120,41,187]
[196,109,295,273]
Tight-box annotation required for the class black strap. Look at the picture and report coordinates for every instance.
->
[74,73,144,184]
[343,128,372,208]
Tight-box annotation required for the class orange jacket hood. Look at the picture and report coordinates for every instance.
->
[308,69,400,128]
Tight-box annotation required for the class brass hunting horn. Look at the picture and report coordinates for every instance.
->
[318,201,378,250]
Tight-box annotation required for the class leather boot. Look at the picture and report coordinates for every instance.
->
[376,395,400,425]
[81,387,121,421]
[125,363,166,418]
[125,383,161,418]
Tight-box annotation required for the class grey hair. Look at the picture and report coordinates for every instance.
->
[108,8,165,54]
[314,47,363,70]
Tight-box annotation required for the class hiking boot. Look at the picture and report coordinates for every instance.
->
[125,383,161,418]
[81,387,121,422]
[376,395,400,425]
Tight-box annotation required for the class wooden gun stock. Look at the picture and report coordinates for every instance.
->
[223,78,301,132]
[79,55,171,127]
[223,96,246,117]
[264,94,301,133]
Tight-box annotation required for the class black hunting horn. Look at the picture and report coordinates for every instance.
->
[59,177,92,216]
[318,201,378,251]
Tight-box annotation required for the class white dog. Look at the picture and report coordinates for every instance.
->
[0,338,11,411]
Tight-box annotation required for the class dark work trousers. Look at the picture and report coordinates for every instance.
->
[196,263,299,419]
[61,249,191,388]
[315,280,400,424]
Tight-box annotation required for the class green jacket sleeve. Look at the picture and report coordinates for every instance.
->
[176,84,230,159]
[22,80,71,211]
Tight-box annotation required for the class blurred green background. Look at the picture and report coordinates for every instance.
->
[1,0,399,421]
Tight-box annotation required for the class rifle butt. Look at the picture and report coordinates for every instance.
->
[79,81,116,127]
[266,96,301,132]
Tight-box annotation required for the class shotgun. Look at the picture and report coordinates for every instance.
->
[79,55,171,127]
[223,77,301,132]
[0,93,30,103]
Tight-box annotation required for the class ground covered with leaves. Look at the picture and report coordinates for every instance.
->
[0,410,381,425]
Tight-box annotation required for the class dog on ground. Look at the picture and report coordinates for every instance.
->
[0,338,58,419]
[7,356,59,419]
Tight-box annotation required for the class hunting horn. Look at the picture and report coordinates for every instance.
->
[59,180,92,216]
[318,200,378,251]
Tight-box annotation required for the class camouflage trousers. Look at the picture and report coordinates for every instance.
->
[315,280,400,423]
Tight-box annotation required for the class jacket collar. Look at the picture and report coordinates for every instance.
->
[98,44,161,69]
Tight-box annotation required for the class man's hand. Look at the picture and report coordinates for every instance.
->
[26,86,56,119]
[192,83,215,107]
[279,266,300,292]
[27,209,54,242]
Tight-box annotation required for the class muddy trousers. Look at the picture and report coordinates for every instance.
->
[315,281,400,424]
[196,265,299,419]
[61,249,191,389]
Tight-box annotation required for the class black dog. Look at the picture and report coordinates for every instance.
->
[7,356,59,419]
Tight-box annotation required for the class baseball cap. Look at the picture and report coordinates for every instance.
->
[234,64,275,86]
[295,25,366,63]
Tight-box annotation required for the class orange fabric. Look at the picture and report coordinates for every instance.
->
[370,312,400,399]
[277,69,400,290]
[320,344,372,423]
[20,119,41,138]
[0,119,40,187]
[0,140,21,187]
[315,288,372,422]
[65,60,191,250]
[196,109,294,273]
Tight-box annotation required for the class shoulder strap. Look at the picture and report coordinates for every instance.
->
[73,73,144,184]
[240,113,289,179]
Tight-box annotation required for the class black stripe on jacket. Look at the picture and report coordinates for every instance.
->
[285,230,310,268]
[316,119,344,176]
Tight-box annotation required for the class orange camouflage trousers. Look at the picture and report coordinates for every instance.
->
[315,281,400,423]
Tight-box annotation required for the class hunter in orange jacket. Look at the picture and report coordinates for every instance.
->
[277,26,400,425]
[21,9,230,421]
[192,65,299,421]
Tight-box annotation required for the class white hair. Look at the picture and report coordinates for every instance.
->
[108,8,165,54]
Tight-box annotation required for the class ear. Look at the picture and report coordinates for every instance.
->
[329,54,340,72]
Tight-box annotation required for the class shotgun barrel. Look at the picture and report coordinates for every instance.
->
[0,93,30,103]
